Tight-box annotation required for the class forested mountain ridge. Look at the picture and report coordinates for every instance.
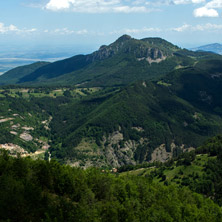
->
[0,36,222,168]
[46,61,222,167]
[1,56,221,168]
[1,35,221,87]
[16,34,181,85]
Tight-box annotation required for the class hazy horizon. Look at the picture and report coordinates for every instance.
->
[0,0,222,53]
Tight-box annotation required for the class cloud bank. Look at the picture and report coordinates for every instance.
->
[172,22,222,31]
[44,0,222,18]
[0,22,37,34]
[45,0,151,13]
[44,0,208,13]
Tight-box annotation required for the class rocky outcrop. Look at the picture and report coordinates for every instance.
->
[67,129,195,168]
[0,143,28,156]
[20,132,33,141]
[151,144,172,163]
[42,116,52,130]
[89,35,172,63]
[0,118,14,123]
[103,132,137,168]
[151,143,195,163]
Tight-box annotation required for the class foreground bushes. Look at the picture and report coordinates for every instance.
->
[0,151,221,222]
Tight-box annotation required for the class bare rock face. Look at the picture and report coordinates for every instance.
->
[22,126,34,131]
[0,143,28,156]
[0,118,14,123]
[89,35,171,63]
[90,36,131,61]
[20,132,33,141]
[151,143,195,163]
[151,144,172,163]
[103,131,135,167]
[11,124,20,129]
[102,130,149,168]
[136,48,168,64]
[10,131,18,135]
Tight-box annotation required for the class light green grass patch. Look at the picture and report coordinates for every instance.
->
[157,81,172,87]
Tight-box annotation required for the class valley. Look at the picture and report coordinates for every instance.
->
[0,35,222,221]
[0,35,222,168]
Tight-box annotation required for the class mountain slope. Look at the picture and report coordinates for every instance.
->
[18,35,181,85]
[120,135,222,206]
[2,35,220,87]
[0,59,222,167]
[19,55,92,83]
[39,60,222,167]
[0,62,49,85]
[0,36,222,168]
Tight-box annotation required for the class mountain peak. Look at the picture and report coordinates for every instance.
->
[115,34,132,42]
[192,43,222,55]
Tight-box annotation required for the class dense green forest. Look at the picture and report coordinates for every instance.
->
[0,148,222,222]
[0,63,222,167]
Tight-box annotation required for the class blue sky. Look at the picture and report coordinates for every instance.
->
[0,0,222,53]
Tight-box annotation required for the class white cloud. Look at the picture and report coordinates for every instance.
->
[193,0,222,18]
[196,22,222,30]
[194,6,219,17]
[45,0,73,11]
[113,6,147,12]
[192,0,205,3]
[173,0,191,4]
[0,23,16,33]
[50,28,89,35]
[172,0,205,4]
[0,22,37,34]
[76,29,88,35]
[44,0,212,13]
[172,23,222,31]
[45,0,154,13]
[205,0,222,8]
[171,24,191,32]
[111,27,161,34]
[142,0,205,5]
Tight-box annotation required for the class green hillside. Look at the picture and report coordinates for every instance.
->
[0,86,102,158]
[42,60,222,167]
[0,36,222,169]
[0,56,222,167]
[18,35,180,85]
[120,135,222,206]
[0,93,51,155]
[1,35,220,87]
[47,77,222,167]
[0,62,49,85]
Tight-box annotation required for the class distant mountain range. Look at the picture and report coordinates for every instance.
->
[192,43,222,55]
[0,48,85,76]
